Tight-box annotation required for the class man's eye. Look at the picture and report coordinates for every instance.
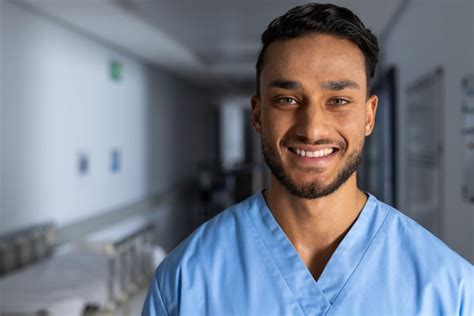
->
[274,97,298,105]
[329,98,349,106]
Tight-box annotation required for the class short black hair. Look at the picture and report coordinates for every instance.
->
[256,3,379,96]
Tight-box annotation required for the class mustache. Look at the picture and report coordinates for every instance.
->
[283,136,346,150]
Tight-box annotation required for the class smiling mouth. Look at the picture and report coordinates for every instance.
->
[288,147,338,158]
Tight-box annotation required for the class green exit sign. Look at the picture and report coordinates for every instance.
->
[110,60,123,81]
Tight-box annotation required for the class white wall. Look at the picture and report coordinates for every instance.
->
[0,1,211,235]
[382,0,474,262]
[0,0,4,232]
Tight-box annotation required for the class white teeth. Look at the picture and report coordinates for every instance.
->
[293,148,334,158]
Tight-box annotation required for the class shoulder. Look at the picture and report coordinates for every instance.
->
[358,196,473,314]
[161,194,256,268]
[378,199,472,271]
[151,193,260,290]
[373,198,473,303]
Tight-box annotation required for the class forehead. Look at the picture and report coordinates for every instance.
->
[260,34,367,92]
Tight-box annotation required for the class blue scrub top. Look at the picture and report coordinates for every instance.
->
[142,192,473,316]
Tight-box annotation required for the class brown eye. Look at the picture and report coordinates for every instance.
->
[329,98,349,106]
[274,97,298,105]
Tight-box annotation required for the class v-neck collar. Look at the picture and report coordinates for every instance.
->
[245,191,390,315]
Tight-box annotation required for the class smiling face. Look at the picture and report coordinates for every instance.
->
[252,33,378,199]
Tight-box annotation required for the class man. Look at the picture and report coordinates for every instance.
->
[142,3,472,315]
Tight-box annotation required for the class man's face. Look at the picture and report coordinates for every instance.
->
[251,34,378,199]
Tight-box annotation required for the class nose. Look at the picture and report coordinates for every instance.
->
[294,103,331,142]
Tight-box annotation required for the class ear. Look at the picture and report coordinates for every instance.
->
[251,95,262,133]
[365,95,378,136]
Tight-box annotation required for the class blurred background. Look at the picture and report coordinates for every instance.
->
[0,0,472,315]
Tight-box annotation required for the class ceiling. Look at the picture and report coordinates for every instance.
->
[21,0,404,93]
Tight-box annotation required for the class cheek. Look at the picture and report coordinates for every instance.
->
[336,112,368,143]
[261,109,293,140]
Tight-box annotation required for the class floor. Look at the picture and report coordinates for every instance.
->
[113,288,148,316]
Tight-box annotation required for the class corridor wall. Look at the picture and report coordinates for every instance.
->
[0,1,212,246]
[382,0,474,262]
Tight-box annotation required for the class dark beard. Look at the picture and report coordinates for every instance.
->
[262,138,363,200]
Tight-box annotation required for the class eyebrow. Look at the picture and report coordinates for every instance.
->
[267,79,302,90]
[320,80,360,91]
[266,79,360,92]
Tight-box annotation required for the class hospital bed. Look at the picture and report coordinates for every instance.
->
[0,215,163,316]
[77,215,157,312]
[0,223,55,277]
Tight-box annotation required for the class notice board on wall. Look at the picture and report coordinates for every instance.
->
[461,74,474,203]
[405,68,444,236]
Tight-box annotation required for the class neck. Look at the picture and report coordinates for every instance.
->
[264,173,368,279]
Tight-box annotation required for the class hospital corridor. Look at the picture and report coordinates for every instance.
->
[0,0,473,315]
